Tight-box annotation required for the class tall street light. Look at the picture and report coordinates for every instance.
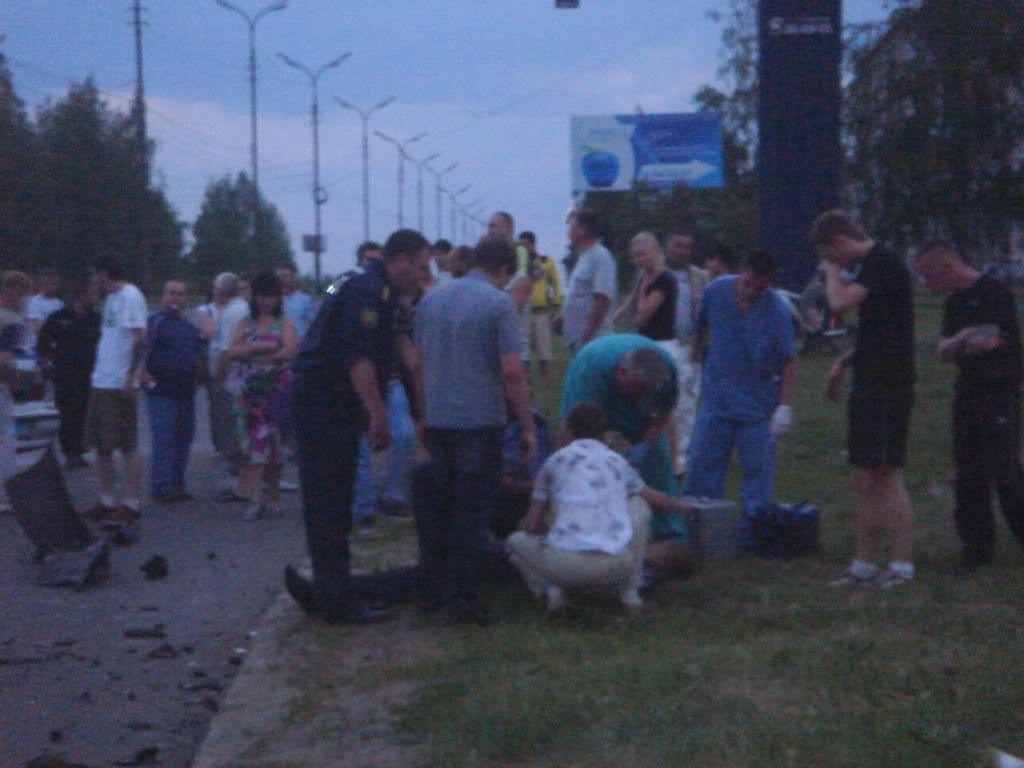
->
[214,0,288,256]
[466,199,484,243]
[336,96,394,241]
[374,131,427,229]
[413,152,440,234]
[449,183,471,242]
[431,162,458,240]
[279,51,351,289]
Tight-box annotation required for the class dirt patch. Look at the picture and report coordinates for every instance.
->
[193,520,440,768]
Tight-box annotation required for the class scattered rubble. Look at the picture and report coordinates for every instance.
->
[25,754,93,768]
[145,644,179,660]
[113,746,159,766]
[139,556,168,581]
[123,626,166,640]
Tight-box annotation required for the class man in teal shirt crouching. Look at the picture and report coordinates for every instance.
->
[560,334,692,574]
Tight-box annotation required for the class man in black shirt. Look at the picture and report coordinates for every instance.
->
[915,240,1024,569]
[36,279,101,468]
[811,210,916,589]
[283,229,430,624]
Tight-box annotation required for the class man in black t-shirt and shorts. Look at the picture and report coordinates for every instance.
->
[915,239,1024,570]
[810,210,916,589]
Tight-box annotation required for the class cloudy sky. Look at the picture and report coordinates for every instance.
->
[5,0,889,278]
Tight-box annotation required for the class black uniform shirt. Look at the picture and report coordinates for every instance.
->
[291,259,400,417]
[942,273,1022,392]
[36,307,101,382]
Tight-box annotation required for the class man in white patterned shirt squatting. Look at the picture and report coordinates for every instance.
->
[508,401,693,615]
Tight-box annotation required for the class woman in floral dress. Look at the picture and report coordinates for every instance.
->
[224,271,297,520]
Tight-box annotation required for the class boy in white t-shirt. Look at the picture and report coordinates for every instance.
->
[508,402,692,614]
[82,256,148,528]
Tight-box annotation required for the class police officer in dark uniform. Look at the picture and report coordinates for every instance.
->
[284,229,429,624]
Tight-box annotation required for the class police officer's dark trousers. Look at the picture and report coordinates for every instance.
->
[292,385,360,612]
[953,387,1024,563]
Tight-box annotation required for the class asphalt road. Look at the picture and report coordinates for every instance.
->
[0,390,308,768]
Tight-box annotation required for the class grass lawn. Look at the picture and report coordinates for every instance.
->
[381,294,1024,767]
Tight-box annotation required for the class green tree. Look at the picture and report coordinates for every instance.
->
[578,0,759,286]
[844,0,1024,258]
[0,54,40,271]
[188,173,294,286]
[31,79,184,288]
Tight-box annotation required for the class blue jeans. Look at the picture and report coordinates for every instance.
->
[352,380,416,521]
[414,426,503,607]
[146,391,196,496]
[684,409,776,547]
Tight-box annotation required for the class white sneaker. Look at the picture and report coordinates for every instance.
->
[620,589,644,609]
[877,568,914,590]
[828,567,878,587]
[545,585,567,614]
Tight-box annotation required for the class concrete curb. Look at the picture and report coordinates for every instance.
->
[189,590,300,768]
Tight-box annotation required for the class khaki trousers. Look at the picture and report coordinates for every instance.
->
[507,497,651,601]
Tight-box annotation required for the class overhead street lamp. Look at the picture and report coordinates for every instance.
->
[279,51,351,289]
[374,131,427,229]
[336,96,395,241]
[413,152,440,234]
[449,183,471,242]
[466,199,485,243]
[430,162,458,240]
[214,0,288,257]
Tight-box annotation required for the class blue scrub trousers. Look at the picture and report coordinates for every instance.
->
[684,408,776,547]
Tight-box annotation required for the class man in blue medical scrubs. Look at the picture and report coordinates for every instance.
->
[684,250,798,548]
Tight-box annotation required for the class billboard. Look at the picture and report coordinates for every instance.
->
[571,112,723,194]
[758,0,842,290]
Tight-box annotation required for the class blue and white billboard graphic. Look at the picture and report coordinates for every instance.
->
[571,112,723,193]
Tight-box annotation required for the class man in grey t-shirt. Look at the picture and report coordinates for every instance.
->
[414,236,535,626]
[561,208,617,352]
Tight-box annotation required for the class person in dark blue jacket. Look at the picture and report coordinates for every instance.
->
[143,279,201,503]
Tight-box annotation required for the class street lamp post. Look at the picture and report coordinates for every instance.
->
[374,131,427,229]
[413,152,440,234]
[336,96,395,241]
[466,200,484,243]
[214,0,287,256]
[279,51,351,290]
[449,184,471,242]
[431,162,457,241]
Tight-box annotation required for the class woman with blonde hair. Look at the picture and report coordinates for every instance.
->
[613,232,685,476]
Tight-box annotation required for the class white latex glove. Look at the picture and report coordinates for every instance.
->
[770,405,793,438]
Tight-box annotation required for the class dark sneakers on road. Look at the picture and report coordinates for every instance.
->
[99,506,141,530]
[284,564,318,614]
[82,502,115,521]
